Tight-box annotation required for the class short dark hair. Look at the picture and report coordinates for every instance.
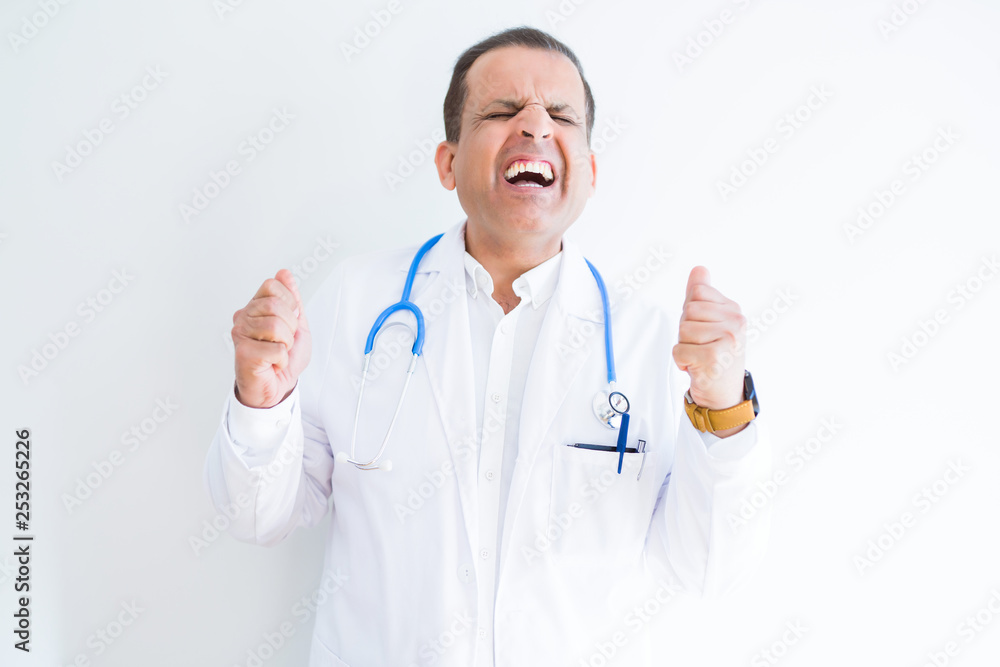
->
[443,26,596,146]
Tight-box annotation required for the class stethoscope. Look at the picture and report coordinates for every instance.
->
[335,232,632,473]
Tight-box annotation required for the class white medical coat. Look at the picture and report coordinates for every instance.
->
[203,219,771,666]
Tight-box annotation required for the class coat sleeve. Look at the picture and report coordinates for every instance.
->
[201,261,347,547]
[641,356,771,597]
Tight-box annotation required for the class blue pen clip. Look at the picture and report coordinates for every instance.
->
[616,412,630,474]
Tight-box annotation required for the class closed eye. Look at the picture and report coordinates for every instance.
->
[484,112,576,124]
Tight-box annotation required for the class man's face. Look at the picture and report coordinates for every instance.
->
[435,45,596,244]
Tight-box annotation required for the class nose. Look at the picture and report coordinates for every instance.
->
[515,103,553,140]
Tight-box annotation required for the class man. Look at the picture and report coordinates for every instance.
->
[203,26,769,666]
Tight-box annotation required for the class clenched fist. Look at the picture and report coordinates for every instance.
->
[672,266,746,412]
[231,269,312,408]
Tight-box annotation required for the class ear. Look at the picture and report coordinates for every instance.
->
[434,141,458,190]
[586,150,597,197]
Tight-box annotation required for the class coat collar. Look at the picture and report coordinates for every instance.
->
[463,249,562,310]
[399,219,605,324]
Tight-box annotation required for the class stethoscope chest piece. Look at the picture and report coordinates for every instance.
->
[592,388,629,429]
[592,391,620,429]
[591,385,632,474]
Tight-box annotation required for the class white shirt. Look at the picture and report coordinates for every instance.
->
[461,232,562,597]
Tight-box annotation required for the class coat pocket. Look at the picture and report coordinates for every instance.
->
[546,443,660,565]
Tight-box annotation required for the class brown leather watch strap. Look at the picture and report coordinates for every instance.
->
[684,391,756,433]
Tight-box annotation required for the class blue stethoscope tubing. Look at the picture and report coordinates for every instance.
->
[585,258,630,473]
[341,233,444,470]
[364,233,444,356]
[340,232,627,472]
[583,257,615,386]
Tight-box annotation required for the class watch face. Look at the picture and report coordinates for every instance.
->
[744,370,760,416]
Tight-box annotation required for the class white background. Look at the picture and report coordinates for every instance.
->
[2,0,999,665]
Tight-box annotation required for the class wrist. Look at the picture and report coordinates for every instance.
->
[683,371,759,435]
[688,391,744,411]
[233,381,296,409]
[708,421,749,439]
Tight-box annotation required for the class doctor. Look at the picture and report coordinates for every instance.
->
[204,26,769,667]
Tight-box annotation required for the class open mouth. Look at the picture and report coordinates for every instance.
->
[502,159,555,188]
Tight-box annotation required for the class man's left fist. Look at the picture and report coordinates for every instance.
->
[672,266,747,410]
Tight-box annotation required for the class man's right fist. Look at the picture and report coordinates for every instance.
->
[231,269,312,409]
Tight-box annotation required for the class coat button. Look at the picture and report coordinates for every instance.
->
[457,564,473,583]
[480,549,490,560]
[485,470,495,481]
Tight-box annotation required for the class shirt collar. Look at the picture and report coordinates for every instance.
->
[462,237,562,310]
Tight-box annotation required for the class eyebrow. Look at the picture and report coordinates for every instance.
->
[482,99,577,115]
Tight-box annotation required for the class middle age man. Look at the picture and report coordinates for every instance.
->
[204,26,769,667]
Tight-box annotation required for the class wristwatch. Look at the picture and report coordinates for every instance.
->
[684,370,759,433]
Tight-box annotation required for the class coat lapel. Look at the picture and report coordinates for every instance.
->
[499,234,607,569]
[402,220,480,555]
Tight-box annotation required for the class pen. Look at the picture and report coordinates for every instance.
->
[616,412,630,474]
[570,443,639,453]
[636,439,647,481]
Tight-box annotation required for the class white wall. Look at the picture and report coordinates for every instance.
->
[2,0,998,665]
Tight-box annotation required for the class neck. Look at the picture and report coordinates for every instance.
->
[464,221,562,314]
